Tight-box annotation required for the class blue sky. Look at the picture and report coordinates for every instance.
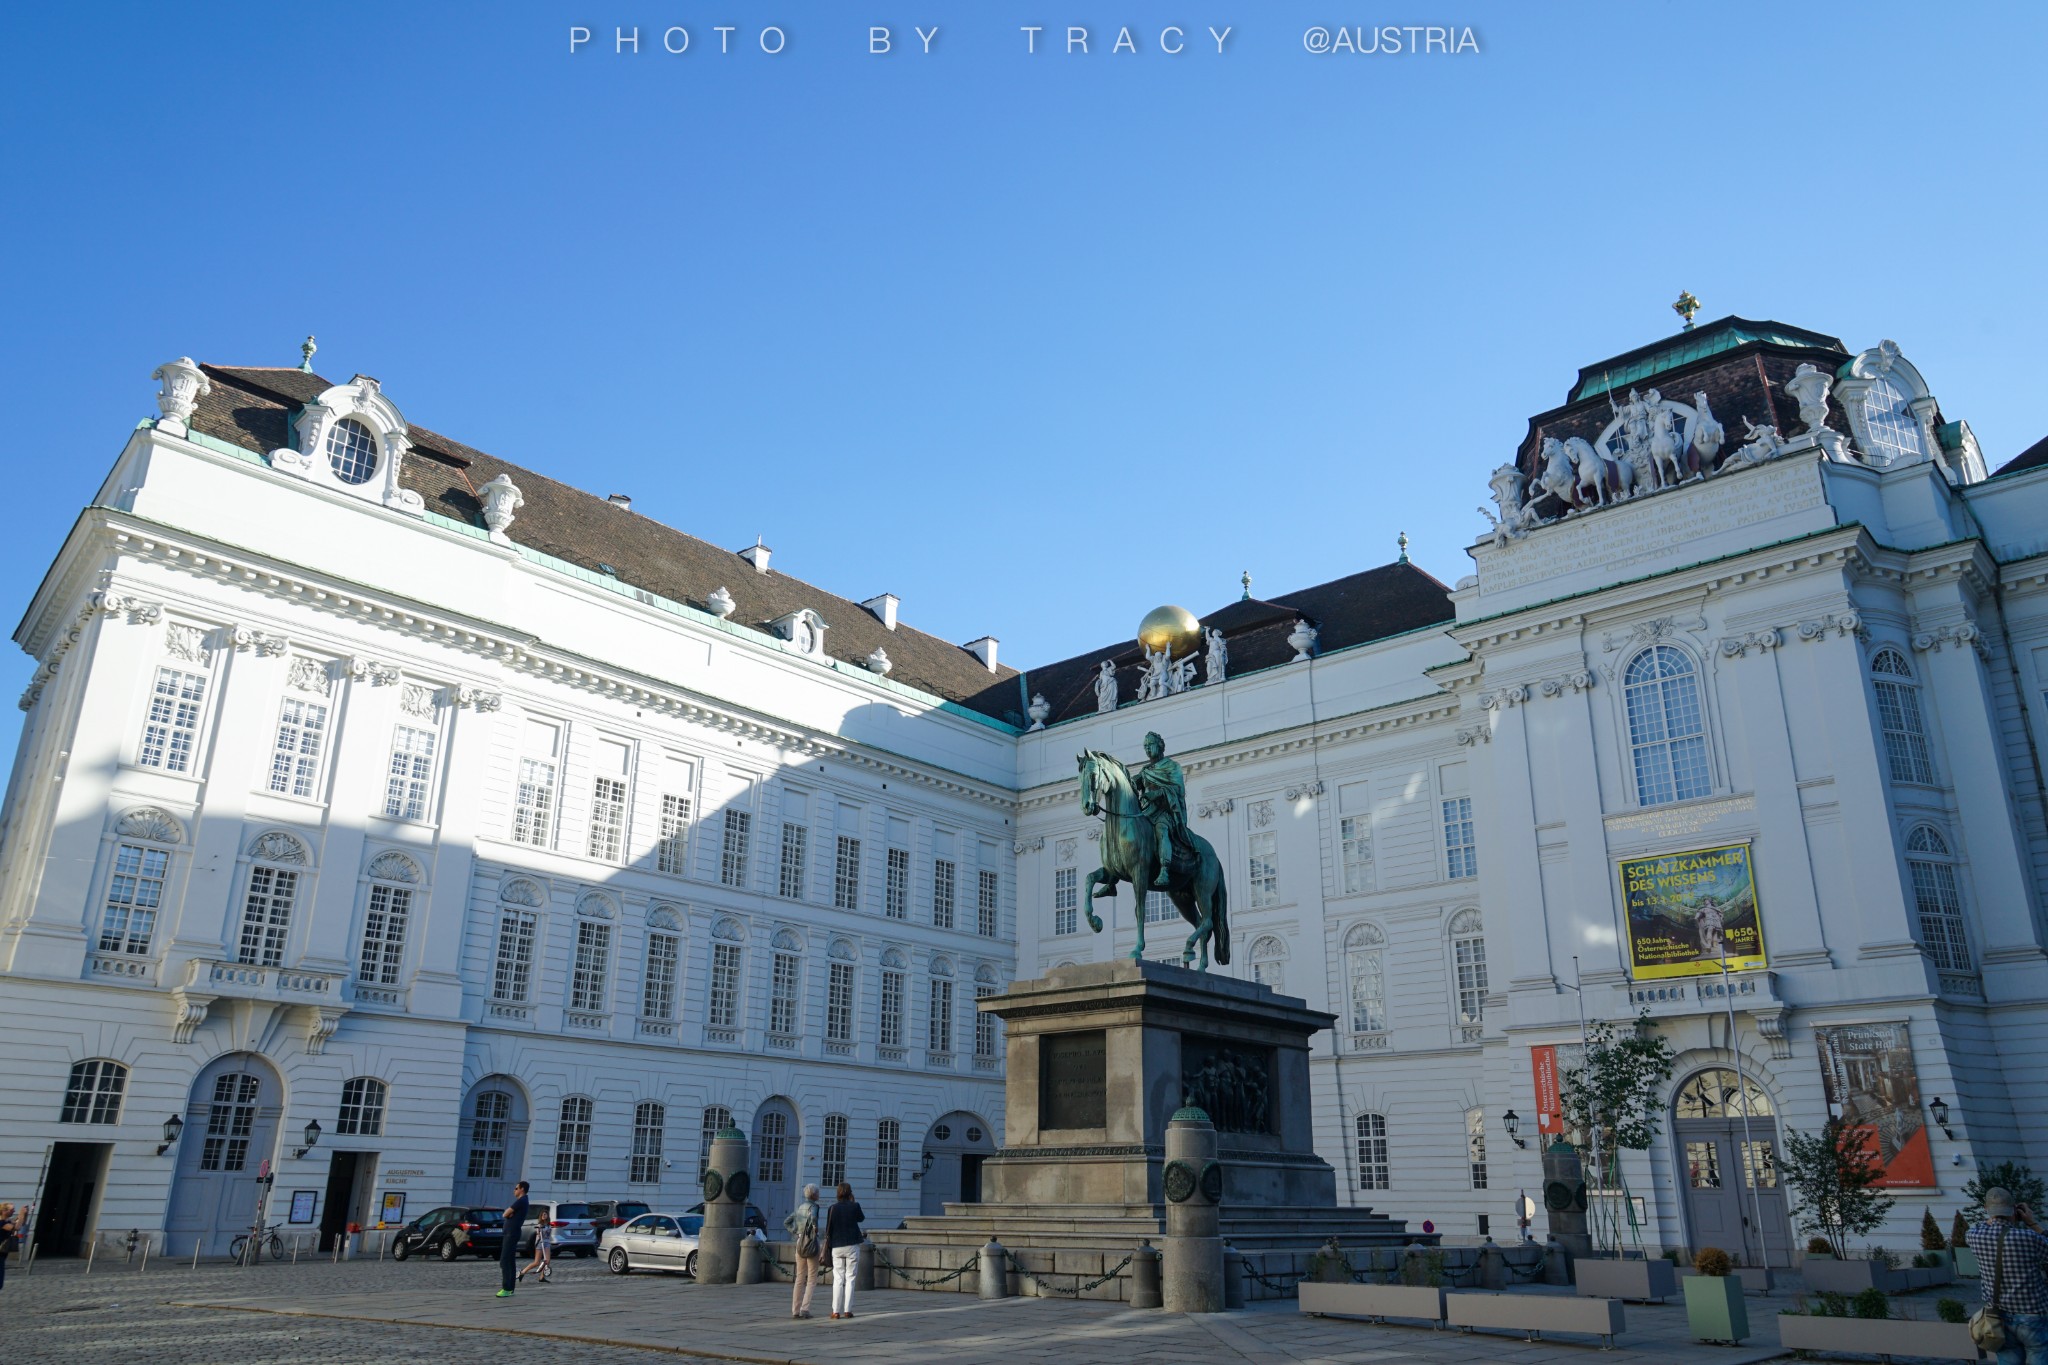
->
[3,2,2043,774]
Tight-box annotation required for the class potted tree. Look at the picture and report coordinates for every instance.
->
[1558,1012,1679,1302]
[1683,1247,1747,1343]
[1782,1118,1898,1294]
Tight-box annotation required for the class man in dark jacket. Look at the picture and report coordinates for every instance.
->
[825,1183,865,1318]
[498,1181,529,1297]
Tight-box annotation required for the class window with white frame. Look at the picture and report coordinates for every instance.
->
[1467,1107,1488,1189]
[1442,797,1477,880]
[1340,815,1374,894]
[199,1073,261,1171]
[1250,935,1287,990]
[1451,909,1488,1023]
[1859,374,1926,465]
[977,868,999,937]
[99,842,169,955]
[570,918,612,1013]
[835,836,862,910]
[708,940,743,1029]
[358,881,412,986]
[326,416,380,485]
[1054,867,1079,935]
[879,954,906,1048]
[1145,889,1175,923]
[267,696,329,798]
[553,1096,593,1182]
[643,923,680,1020]
[466,1091,512,1179]
[876,1117,901,1190]
[1623,644,1712,806]
[491,910,538,1002]
[588,777,627,861]
[337,1077,387,1136]
[770,932,802,1037]
[928,965,955,1053]
[699,1104,734,1176]
[933,859,956,929]
[1872,649,1936,784]
[885,847,909,919]
[384,724,436,821]
[658,793,692,874]
[1345,923,1387,1037]
[757,1110,789,1183]
[630,1101,665,1184]
[827,960,855,1043]
[511,720,560,847]
[1247,831,1279,908]
[720,810,752,889]
[237,863,298,967]
[821,1112,849,1188]
[139,667,206,773]
[60,1059,127,1125]
[780,823,809,899]
[1355,1113,1390,1189]
[974,977,997,1058]
[1906,826,1972,972]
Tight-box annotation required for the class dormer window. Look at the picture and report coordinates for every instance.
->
[326,418,380,485]
[1859,375,1925,465]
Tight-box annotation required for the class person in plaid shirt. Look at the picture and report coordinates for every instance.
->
[1970,1187,2048,1364]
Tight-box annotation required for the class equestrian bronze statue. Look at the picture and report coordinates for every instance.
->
[1076,732,1231,969]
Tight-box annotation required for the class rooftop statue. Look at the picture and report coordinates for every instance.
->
[1076,732,1231,969]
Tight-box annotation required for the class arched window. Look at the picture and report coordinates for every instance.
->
[553,1096,594,1182]
[630,1101,665,1185]
[928,956,955,1055]
[699,1104,735,1176]
[569,899,613,1016]
[1355,1113,1390,1190]
[337,1077,387,1136]
[358,854,418,989]
[1450,909,1488,1024]
[1673,1068,1774,1119]
[60,1059,127,1124]
[821,1113,850,1188]
[1467,1107,1488,1189]
[465,1089,514,1179]
[707,920,744,1030]
[879,949,907,1050]
[1344,923,1387,1040]
[876,1117,902,1191]
[1250,935,1288,991]
[1624,645,1711,806]
[325,417,380,485]
[769,929,803,1038]
[1872,649,1935,784]
[643,907,682,1021]
[1859,375,1925,466]
[1906,827,1971,972]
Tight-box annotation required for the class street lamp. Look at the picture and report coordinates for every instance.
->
[1502,1110,1527,1149]
[1929,1097,1954,1140]
[156,1113,185,1157]
[293,1118,323,1160]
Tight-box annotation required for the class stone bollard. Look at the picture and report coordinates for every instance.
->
[1129,1240,1163,1309]
[855,1239,876,1290]
[1222,1243,1246,1309]
[737,1236,764,1284]
[1160,1107,1225,1313]
[696,1126,752,1285]
[979,1239,1010,1299]
[1543,1233,1571,1286]
[1479,1238,1505,1290]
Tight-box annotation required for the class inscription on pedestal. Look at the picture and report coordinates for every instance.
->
[1040,1030,1107,1129]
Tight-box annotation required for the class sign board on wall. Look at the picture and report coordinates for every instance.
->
[1816,1022,1935,1188]
[380,1192,408,1224]
[1530,1045,1564,1135]
[1618,843,1765,979]
[288,1190,317,1224]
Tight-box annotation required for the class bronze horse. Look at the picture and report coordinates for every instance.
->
[1076,750,1231,969]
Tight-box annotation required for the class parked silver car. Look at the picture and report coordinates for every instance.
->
[599,1212,704,1277]
[519,1201,600,1257]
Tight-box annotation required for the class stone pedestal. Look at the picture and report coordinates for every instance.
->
[1161,1109,1224,1313]
[697,1127,750,1285]
[1541,1141,1592,1262]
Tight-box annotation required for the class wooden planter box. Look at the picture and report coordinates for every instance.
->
[1682,1275,1749,1344]
[1575,1256,1677,1303]
[1801,1256,1904,1294]
[1299,1281,1446,1326]
[1447,1290,1625,1346]
[1776,1314,1980,1361]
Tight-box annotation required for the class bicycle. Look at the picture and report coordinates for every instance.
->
[229,1223,286,1263]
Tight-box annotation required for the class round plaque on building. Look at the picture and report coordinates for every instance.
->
[1163,1159,1198,1203]
[702,1169,725,1202]
[1543,1179,1573,1211]
[1197,1160,1224,1204]
[727,1170,752,1202]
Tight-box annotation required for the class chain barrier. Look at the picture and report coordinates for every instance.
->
[870,1247,982,1288]
[1242,1263,1306,1297]
[1005,1250,1134,1297]
[1505,1250,1550,1282]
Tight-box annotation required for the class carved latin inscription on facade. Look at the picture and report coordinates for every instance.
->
[1040,1029,1107,1130]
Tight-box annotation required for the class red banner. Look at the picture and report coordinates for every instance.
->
[1532,1045,1563,1135]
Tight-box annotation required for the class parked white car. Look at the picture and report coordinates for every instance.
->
[599,1212,704,1277]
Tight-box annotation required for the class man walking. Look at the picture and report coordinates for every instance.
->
[1968,1187,2048,1363]
[784,1183,822,1319]
[497,1180,530,1299]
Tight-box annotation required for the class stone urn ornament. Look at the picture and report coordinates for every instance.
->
[151,356,211,434]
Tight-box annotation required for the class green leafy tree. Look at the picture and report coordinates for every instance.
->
[1964,1161,2047,1222]
[1782,1118,1896,1258]
[1558,1011,1678,1155]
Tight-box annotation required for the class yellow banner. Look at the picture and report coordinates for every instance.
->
[1618,842,1764,980]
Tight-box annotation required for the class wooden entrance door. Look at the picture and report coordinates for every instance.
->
[1673,1068,1793,1267]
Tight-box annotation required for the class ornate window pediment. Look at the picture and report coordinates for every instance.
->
[829,937,858,962]
[116,806,185,845]
[499,877,545,907]
[1836,341,1951,474]
[768,608,830,659]
[366,850,421,884]
[576,892,616,920]
[269,375,426,516]
[247,830,309,865]
[647,904,683,931]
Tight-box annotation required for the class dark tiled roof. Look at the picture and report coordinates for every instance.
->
[187,366,1025,721]
[1993,433,2048,479]
[1020,562,1456,727]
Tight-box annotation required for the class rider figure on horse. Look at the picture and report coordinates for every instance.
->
[1135,731,1188,888]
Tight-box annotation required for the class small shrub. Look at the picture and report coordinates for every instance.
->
[1869,1245,1901,1270]
[1806,1236,1835,1256]
[1815,1290,1850,1317]
[1693,1246,1733,1277]
[1951,1211,1970,1249]
[1851,1286,1890,1319]
[1911,1252,1936,1268]
[1398,1249,1444,1288]
[1920,1207,1947,1251]
[1936,1297,1967,1324]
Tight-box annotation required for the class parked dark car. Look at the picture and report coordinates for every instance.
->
[390,1206,506,1261]
[583,1199,652,1231]
[685,1201,769,1233]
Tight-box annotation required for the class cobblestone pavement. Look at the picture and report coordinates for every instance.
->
[9,1253,1986,1364]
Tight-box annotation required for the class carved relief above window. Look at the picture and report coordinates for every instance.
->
[247,830,309,865]
[267,375,426,515]
[116,806,185,845]
[366,850,421,884]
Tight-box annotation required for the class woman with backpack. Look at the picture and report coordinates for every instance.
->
[783,1184,822,1319]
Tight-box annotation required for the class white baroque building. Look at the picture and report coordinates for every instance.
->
[9,317,2048,1265]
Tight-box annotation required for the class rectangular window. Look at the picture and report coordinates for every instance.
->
[630,1103,665,1185]
[977,868,999,937]
[1356,1113,1390,1190]
[467,1092,510,1179]
[1340,816,1373,894]
[708,942,742,1028]
[1442,797,1477,880]
[139,667,206,773]
[720,811,752,889]
[928,977,954,1053]
[642,932,680,1019]
[587,776,627,861]
[879,970,905,1048]
[99,843,169,955]
[1455,933,1489,1023]
[1247,831,1279,909]
[384,725,436,821]
[358,883,411,986]
[512,757,556,847]
[1910,858,1972,972]
[1054,867,1078,936]
[779,823,808,899]
[826,962,855,1042]
[1467,1108,1488,1190]
[553,1097,592,1182]
[770,950,801,1036]
[267,697,328,799]
[933,859,956,929]
[876,1118,901,1190]
[236,866,297,967]
[834,836,862,911]
[570,921,612,1012]
[492,910,538,1002]
[657,793,692,874]
[1875,679,1936,784]
[199,1073,259,1172]
[821,1113,849,1189]
[1145,890,1176,923]
[975,984,996,1058]
[885,847,909,919]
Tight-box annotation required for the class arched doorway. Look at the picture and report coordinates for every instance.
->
[1673,1067,1792,1266]
[453,1076,529,1209]
[752,1098,801,1231]
[165,1053,284,1258]
[919,1112,995,1216]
